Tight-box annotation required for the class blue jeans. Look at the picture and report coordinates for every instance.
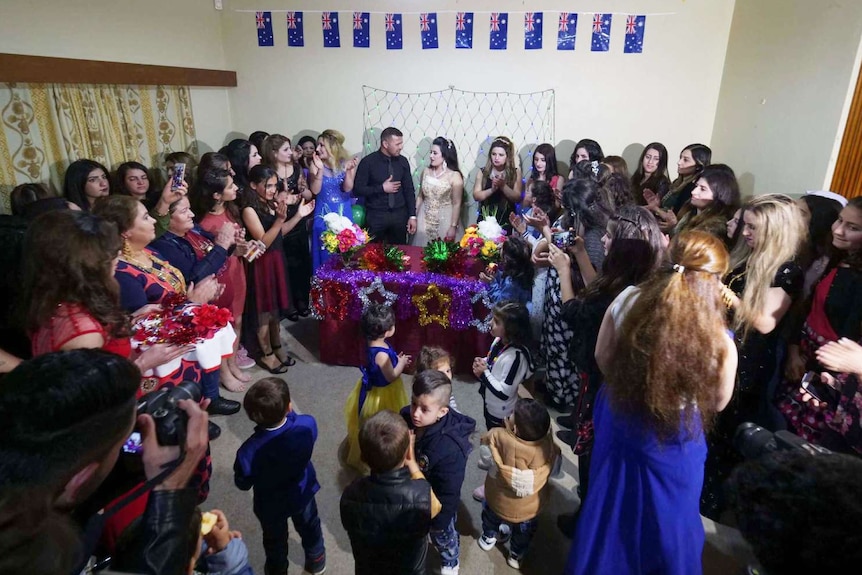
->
[256,496,325,575]
[429,515,460,568]
[481,503,538,559]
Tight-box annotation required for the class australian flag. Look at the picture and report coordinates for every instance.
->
[353,11,369,48]
[524,12,542,50]
[591,13,611,52]
[557,12,577,51]
[489,12,508,50]
[385,13,403,50]
[624,15,646,54]
[455,12,474,49]
[420,12,439,49]
[256,11,273,47]
[322,12,340,48]
[286,12,303,47]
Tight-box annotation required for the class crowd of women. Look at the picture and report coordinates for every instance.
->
[4,130,862,574]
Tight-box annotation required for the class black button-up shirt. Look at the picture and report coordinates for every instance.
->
[353,150,416,217]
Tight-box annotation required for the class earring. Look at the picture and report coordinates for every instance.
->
[122,238,133,258]
[443,161,448,170]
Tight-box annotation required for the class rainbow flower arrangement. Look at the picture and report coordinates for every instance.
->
[321,212,369,263]
[460,214,507,263]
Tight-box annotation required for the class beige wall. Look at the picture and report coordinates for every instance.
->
[221,0,735,180]
[711,0,862,197]
[0,0,234,153]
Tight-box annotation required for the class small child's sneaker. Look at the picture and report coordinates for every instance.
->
[304,552,326,574]
[440,563,460,575]
[507,554,522,570]
[234,346,255,369]
[478,533,496,551]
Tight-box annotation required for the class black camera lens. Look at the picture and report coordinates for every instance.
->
[172,381,202,403]
[734,422,776,459]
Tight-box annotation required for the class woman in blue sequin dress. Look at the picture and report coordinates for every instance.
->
[308,129,358,271]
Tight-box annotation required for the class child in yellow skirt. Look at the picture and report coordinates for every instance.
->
[344,303,411,472]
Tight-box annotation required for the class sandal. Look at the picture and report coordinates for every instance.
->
[272,344,297,367]
[255,352,289,375]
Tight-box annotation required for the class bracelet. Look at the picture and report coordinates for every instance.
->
[450,223,458,228]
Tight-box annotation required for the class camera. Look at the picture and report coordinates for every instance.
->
[136,381,220,447]
[734,422,831,459]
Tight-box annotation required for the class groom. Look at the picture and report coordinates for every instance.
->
[353,127,416,244]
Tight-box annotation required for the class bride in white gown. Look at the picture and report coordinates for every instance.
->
[413,137,464,246]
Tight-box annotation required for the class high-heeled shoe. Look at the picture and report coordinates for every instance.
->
[255,352,289,374]
[272,344,296,367]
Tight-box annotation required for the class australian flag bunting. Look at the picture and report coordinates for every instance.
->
[353,11,370,48]
[286,12,303,47]
[591,13,612,52]
[322,12,340,48]
[385,13,403,50]
[524,12,543,50]
[489,12,508,50]
[455,12,474,49]
[624,15,646,54]
[256,12,273,47]
[557,12,577,51]
[420,13,439,49]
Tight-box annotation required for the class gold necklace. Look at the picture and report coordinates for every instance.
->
[121,250,187,294]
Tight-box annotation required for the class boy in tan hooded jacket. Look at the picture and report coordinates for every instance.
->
[478,398,561,569]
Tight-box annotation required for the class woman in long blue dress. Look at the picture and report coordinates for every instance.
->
[308,129,358,271]
[565,231,737,575]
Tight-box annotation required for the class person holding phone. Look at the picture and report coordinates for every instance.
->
[779,197,862,453]
[530,178,610,410]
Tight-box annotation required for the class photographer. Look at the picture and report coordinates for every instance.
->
[728,450,862,573]
[0,349,209,575]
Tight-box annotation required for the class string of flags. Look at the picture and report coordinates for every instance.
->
[255,11,647,53]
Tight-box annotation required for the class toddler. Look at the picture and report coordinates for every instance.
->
[344,303,411,472]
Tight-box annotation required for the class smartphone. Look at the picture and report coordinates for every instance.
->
[122,431,143,455]
[171,163,187,191]
[801,371,838,403]
[552,230,575,248]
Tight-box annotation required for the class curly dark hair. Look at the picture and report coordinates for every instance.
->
[606,231,730,440]
[500,236,534,291]
[360,303,395,340]
[492,301,531,348]
[23,210,128,338]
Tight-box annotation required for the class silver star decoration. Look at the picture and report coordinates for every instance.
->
[357,277,398,313]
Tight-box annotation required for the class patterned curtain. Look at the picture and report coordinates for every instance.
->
[0,83,197,213]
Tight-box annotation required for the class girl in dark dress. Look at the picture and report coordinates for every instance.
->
[630,142,671,206]
[550,206,664,504]
[472,136,521,232]
[264,133,313,319]
[701,194,806,521]
[241,165,314,373]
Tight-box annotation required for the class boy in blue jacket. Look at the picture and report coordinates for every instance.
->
[401,370,476,575]
[234,377,326,575]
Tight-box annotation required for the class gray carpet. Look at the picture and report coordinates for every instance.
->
[204,317,754,574]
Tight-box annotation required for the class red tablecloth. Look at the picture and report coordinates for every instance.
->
[315,245,493,375]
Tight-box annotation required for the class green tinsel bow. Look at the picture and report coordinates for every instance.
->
[423,240,460,267]
[384,245,406,270]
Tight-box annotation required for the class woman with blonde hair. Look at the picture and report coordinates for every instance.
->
[564,231,737,575]
[473,136,521,232]
[701,194,806,520]
[309,129,358,271]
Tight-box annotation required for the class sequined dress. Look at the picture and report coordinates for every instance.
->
[414,169,462,247]
[312,167,353,271]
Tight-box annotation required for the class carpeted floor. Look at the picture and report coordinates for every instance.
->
[204,317,756,574]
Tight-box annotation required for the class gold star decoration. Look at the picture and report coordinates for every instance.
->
[412,284,452,328]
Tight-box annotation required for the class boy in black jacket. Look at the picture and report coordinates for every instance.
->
[401,370,476,575]
[340,410,441,575]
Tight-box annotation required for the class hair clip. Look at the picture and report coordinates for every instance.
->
[590,160,599,177]
[672,263,685,274]
[447,138,454,149]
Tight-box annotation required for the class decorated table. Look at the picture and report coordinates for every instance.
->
[311,245,495,375]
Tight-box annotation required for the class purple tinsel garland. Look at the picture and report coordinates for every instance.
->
[314,261,491,331]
